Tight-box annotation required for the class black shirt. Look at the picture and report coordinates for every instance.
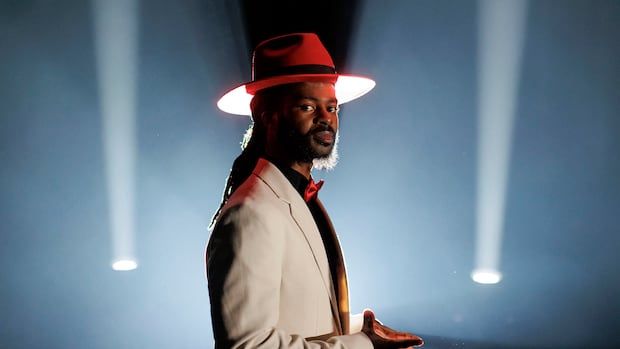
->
[273,162,312,199]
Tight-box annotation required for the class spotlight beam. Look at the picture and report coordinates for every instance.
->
[92,0,140,271]
[474,0,528,283]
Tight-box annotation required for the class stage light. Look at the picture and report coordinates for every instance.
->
[471,269,502,284]
[92,0,140,271]
[112,259,138,271]
[473,0,528,283]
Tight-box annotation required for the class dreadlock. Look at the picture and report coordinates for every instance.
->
[209,84,295,229]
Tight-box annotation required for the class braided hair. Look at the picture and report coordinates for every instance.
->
[209,84,293,229]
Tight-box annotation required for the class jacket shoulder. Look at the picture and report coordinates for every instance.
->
[223,173,283,215]
[210,173,288,239]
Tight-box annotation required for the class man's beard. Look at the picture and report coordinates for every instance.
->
[312,132,338,171]
[277,119,339,171]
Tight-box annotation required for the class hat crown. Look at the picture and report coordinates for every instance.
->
[217,32,375,115]
[252,33,336,81]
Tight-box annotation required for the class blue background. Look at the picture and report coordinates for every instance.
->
[1,0,618,348]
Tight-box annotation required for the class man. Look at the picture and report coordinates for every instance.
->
[206,33,423,349]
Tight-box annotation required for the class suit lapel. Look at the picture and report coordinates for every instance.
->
[253,159,343,333]
[288,194,344,335]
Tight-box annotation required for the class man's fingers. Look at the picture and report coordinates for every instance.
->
[376,333,424,344]
[361,309,424,347]
[374,325,424,347]
[362,309,376,331]
[387,337,424,347]
[377,324,420,339]
[363,309,375,323]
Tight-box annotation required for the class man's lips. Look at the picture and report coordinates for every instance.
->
[313,130,335,145]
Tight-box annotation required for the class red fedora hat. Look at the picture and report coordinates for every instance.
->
[217,33,375,115]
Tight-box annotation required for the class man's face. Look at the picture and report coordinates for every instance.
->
[275,82,339,169]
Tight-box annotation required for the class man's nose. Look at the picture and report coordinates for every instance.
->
[315,107,336,125]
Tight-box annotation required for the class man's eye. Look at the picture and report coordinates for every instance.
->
[299,105,315,112]
[327,106,339,113]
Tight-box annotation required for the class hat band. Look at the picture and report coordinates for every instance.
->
[254,64,337,81]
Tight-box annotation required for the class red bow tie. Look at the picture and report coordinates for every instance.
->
[304,179,324,202]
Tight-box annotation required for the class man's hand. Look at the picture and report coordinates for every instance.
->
[361,309,424,349]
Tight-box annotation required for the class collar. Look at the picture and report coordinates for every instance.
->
[264,158,310,199]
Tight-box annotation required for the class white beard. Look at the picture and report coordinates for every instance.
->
[312,132,339,171]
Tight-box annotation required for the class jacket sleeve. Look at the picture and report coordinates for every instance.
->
[206,203,373,349]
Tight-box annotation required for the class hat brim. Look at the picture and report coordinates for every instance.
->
[216,74,376,116]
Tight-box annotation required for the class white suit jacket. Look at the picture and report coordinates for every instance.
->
[206,158,372,349]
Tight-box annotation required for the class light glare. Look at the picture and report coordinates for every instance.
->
[334,75,376,104]
[216,85,255,116]
[471,269,502,284]
[112,259,138,271]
